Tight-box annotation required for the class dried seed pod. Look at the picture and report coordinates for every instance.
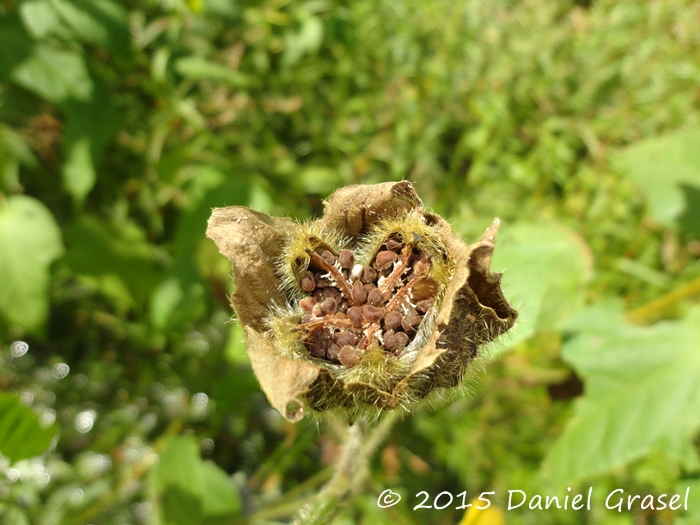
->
[207,181,518,422]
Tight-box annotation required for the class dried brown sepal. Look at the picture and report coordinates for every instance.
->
[207,182,518,422]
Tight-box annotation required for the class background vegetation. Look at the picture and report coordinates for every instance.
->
[1,0,700,524]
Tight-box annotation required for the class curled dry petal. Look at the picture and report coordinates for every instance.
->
[207,182,517,421]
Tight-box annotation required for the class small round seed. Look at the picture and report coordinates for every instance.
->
[413,256,430,276]
[351,281,367,304]
[312,303,324,317]
[334,330,357,347]
[320,249,336,265]
[385,238,402,252]
[320,298,337,315]
[350,264,363,281]
[392,332,410,354]
[363,282,376,294]
[383,329,398,351]
[367,288,384,306]
[339,345,362,366]
[415,299,433,314]
[308,330,328,358]
[360,266,377,283]
[301,271,315,292]
[326,343,341,362]
[300,314,313,324]
[299,297,316,312]
[374,250,398,270]
[313,289,325,302]
[362,304,386,323]
[314,273,331,288]
[348,306,363,327]
[324,287,342,303]
[384,310,403,331]
[401,313,422,332]
[339,249,355,269]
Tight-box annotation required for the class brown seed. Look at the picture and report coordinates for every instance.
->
[334,330,357,347]
[383,329,398,351]
[308,330,328,358]
[392,332,410,354]
[385,238,402,252]
[314,273,331,288]
[351,281,367,304]
[320,249,336,265]
[415,299,433,314]
[320,298,337,315]
[384,310,403,331]
[300,314,313,324]
[312,303,324,317]
[374,250,398,270]
[324,287,342,303]
[301,271,315,292]
[363,282,376,294]
[326,343,341,362]
[402,313,422,332]
[413,256,430,276]
[313,289,325,302]
[367,288,385,306]
[348,306,363,327]
[362,304,386,323]
[299,297,316,313]
[360,266,377,284]
[357,336,369,350]
[338,249,355,269]
[338,300,349,313]
[339,345,362,366]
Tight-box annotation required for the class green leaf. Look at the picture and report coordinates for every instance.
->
[153,436,241,524]
[200,461,242,518]
[0,195,64,331]
[0,392,56,462]
[64,217,160,301]
[62,136,95,203]
[619,127,700,229]
[10,43,93,103]
[542,305,700,486]
[48,0,131,56]
[174,56,253,87]
[19,0,63,39]
[490,222,591,350]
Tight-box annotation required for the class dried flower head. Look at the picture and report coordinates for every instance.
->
[206,182,517,422]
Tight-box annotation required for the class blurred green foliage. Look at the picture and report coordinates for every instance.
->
[1,0,700,524]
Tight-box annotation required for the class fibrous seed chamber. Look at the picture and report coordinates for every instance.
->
[206,182,518,421]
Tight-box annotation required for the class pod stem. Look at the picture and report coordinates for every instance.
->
[293,412,399,525]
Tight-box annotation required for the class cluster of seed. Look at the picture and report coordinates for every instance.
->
[294,235,438,367]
